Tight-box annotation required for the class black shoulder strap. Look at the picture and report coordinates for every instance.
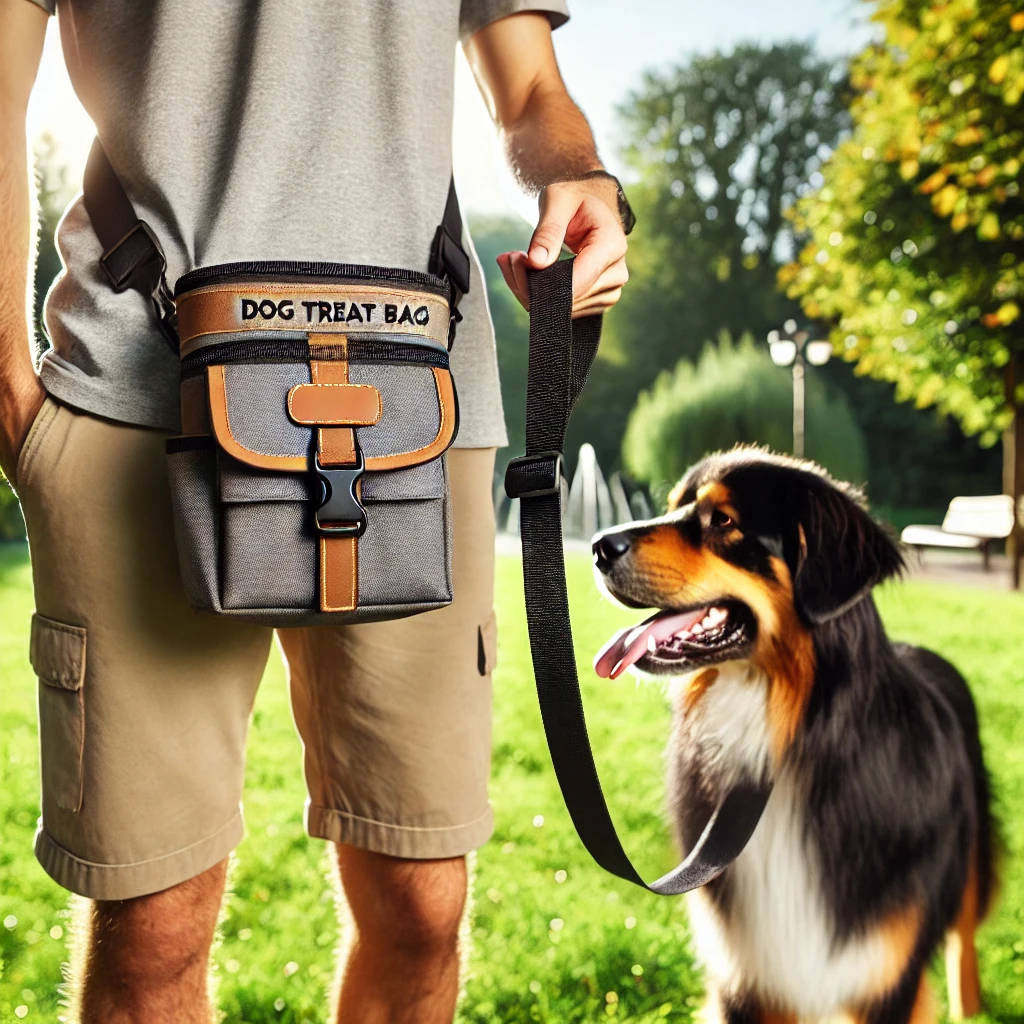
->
[429,175,472,347]
[82,138,470,348]
[83,138,178,348]
[504,259,771,895]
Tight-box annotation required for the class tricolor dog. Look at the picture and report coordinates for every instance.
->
[593,448,995,1024]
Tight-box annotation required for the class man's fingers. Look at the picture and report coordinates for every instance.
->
[528,189,579,268]
[497,251,534,310]
[579,258,629,297]
[570,227,628,302]
[572,286,624,318]
[496,251,527,309]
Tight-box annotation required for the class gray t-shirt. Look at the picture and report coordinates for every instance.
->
[29,0,569,447]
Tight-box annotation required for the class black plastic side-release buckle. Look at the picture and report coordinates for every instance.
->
[315,446,367,537]
[505,451,565,500]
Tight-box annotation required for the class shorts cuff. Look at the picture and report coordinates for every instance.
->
[306,802,494,859]
[34,811,244,900]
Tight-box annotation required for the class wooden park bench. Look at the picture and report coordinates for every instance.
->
[901,495,1016,571]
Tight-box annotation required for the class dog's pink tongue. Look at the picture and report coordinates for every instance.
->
[593,608,709,679]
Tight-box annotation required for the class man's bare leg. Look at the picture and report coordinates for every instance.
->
[333,846,467,1024]
[72,859,228,1024]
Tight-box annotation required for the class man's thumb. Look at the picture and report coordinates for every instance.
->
[528,190,576,268]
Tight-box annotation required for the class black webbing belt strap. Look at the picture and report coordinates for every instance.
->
[82,139,470,350]
[505,259,772,895]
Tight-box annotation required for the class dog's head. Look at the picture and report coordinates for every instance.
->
[593,448,903,682]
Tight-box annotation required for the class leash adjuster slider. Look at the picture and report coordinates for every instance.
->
[504,451,565,501]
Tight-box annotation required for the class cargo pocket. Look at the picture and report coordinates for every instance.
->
[29,614,87,814]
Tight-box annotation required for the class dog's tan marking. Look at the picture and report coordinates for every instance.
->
[682,668,719,714]
[667,480,689,511]
[840,907,927,1024]
[631,528,815,761]
[847,903,924,1007]
[945,851,982,1019]
[760,1012,798,1024]
[757,556,816,761]
[696,482,741,525]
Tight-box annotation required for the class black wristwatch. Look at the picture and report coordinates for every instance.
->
[575,170,637,236]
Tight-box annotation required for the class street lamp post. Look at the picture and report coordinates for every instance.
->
[767,319,833,459]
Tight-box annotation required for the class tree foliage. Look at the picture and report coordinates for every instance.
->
[611,43,850,379]
[622,334,868,496]
[784,0,1024,445]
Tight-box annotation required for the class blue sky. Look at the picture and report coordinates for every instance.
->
[28,0,876,219]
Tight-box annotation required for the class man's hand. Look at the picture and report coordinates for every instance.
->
[496,177,628,317]
[0,373,46,487]
[0,0,49,487]
[465,12,629,319]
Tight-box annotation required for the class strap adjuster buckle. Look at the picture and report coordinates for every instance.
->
[504,451,565,500]
[100,220,179,348]
[100,220,166,291]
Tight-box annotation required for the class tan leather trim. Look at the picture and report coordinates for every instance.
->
[205,364,457,473]
[364,367,457,471]
[207,365,307,472]
[311,355,357,466]
[320,536,358,612]
[287,382,382,427]
[177,283,450,348]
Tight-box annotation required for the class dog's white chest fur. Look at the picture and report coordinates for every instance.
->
[676,664,894,1016]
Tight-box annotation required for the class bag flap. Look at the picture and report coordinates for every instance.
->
[206,360,457,474]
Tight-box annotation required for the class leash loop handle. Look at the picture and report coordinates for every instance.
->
[509,259,771,896]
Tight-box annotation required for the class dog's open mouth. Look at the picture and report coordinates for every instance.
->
[594,600,755,679]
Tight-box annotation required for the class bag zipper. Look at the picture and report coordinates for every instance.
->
[180,336,450,378]
[175,261,450,299]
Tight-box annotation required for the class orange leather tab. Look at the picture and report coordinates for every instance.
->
[287,382,381,427]
[320,536,358,612]
[309,338,357,467]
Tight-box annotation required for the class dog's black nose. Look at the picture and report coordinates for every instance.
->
[593,532,631,571]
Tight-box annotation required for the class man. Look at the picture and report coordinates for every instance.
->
[0,0,629,1020]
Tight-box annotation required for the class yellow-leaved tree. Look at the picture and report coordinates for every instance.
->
[783,0,1024,583]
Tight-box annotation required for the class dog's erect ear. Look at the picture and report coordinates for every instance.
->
[784,475,904,625]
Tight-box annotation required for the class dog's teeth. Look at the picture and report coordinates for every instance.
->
[647,635,658,654]
[691,623,704,635]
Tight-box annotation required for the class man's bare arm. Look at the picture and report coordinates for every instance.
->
[0,0,49,485]
[464,12,628,316]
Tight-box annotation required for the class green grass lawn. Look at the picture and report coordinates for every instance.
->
[1,542,1023,1023]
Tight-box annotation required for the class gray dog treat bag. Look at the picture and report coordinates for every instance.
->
[80,141,471,627]
[165,262,461,625]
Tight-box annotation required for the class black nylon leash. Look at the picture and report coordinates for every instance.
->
[505,259,771,895]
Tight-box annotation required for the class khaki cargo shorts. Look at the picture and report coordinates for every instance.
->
[15,398,497,901]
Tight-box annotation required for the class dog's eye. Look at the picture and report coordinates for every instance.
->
[711,508,733,529]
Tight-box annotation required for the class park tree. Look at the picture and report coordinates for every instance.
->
[611,42,851,378]
[561,43,854,472]
[783,0,1024,581]
[622,333,868,500]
